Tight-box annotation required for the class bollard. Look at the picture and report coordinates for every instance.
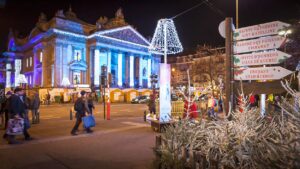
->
[70,109,73,120]
[155,135,162,149]
[144,111,147,122]
[107,101,110,120]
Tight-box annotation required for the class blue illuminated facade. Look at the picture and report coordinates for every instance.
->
[3,8,160,89]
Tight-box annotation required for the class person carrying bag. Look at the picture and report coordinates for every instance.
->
[71,90,94,136]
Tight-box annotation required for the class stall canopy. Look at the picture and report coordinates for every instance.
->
[109,88,124,103]
[138,89,152,96]
[123,88,139,103]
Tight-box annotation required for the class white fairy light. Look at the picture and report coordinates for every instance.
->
[149,19,183,61]
[61,77,71,86]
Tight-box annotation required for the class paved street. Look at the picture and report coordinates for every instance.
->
[0,103,157,169]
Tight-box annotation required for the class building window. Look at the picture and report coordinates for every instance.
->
[26,58,28,67]
[30,57,32,67]
[74,50,82,61]
[40,52,43,62]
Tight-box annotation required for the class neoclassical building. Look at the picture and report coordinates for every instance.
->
[3,8,160,89]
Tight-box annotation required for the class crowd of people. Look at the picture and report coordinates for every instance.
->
[0,87,37,144]
[0,87,96,144]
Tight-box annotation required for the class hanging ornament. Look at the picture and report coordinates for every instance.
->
[149,19,183,57]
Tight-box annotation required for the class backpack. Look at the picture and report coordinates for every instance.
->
[74,98,84,112]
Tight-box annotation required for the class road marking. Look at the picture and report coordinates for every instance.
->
[122,122,149,127]
[0,123,148,150]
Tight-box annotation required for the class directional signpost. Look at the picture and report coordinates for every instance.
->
[234,50,291,67]
[234,21,290,41]
[234,36,286,54]
[234,66,293,81]
[230,20,293,116]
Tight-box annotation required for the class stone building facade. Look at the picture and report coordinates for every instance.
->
[3,8,160,89]
[169,46,225,87]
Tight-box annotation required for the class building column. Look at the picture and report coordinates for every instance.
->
[94,49,100,86]
[129,55,134,87]
[54,44,62,87]
[107,50,111,73]
[147,58,151,88]
[139,56,143,87]
[5,63,12,88]
[118,53,123,87]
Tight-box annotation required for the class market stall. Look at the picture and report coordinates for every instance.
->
[138,89,152,97]
[109,88,124,103]
[122,88,138,103]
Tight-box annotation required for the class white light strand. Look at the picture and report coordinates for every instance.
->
[52,27,150,49]
[149,19,183,55]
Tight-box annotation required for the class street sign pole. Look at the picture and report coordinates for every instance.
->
[225,17,234,115]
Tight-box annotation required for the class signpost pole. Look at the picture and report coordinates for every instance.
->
[225,17,234,115]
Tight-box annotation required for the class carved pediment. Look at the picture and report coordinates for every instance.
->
[97,26,150,46]
[69,60,87,71]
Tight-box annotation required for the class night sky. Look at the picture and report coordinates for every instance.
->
[0,0,299,54]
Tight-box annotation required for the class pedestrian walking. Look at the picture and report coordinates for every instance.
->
[249,94,256,108]
[147,94,156,115]
[71,90,93,136]
[254,94,260,108]
[1,91,12,139]
[87,93,95,115]
[218,94,223,113]
[7,87,32,144]
[31,93,40,124]
[207,94,216,119]
[46,92,51,105]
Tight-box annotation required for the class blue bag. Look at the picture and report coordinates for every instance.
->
[82,115,96,128]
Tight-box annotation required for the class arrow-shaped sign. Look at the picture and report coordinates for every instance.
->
[234,66,292,80]
[234,36,286,54]
[233,50,291,67]
[234,21,290,41]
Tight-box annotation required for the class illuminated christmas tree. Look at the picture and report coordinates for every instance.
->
[149,19,183,63]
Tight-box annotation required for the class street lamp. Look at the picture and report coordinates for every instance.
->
[278,29,292,36]
[172,68,175,72]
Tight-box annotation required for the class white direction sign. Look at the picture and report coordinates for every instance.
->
[234,66,292,80]
[234,36,286,54]
[234,21,290,41]
[234,50,291,67]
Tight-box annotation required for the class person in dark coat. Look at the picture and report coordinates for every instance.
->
[31,93,40,124]
[87,93,95,115]
[1,91,12,139]
[7,87,32,144]
[71,90,92,136]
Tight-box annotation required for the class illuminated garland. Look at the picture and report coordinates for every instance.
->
[149,19,183,55]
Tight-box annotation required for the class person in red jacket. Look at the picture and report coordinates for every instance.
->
[183,95,198,120]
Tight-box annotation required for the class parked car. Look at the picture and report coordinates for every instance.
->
[131,95,150,104]
[171,94,179,101]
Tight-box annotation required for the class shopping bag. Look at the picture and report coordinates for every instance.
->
[82,115,96,128]
[6,118,24,135]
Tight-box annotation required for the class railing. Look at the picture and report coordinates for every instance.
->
[155,101,184,118]
[155,101,208,118]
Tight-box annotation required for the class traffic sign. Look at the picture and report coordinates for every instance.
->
[234,36,286,54]
[234,66,292,80]
[234,21,290,41]
[233,50,291,67]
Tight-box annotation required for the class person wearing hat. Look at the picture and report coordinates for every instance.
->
[1,91,12,139]
[71,90,92,136]
[7,87,32,144]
